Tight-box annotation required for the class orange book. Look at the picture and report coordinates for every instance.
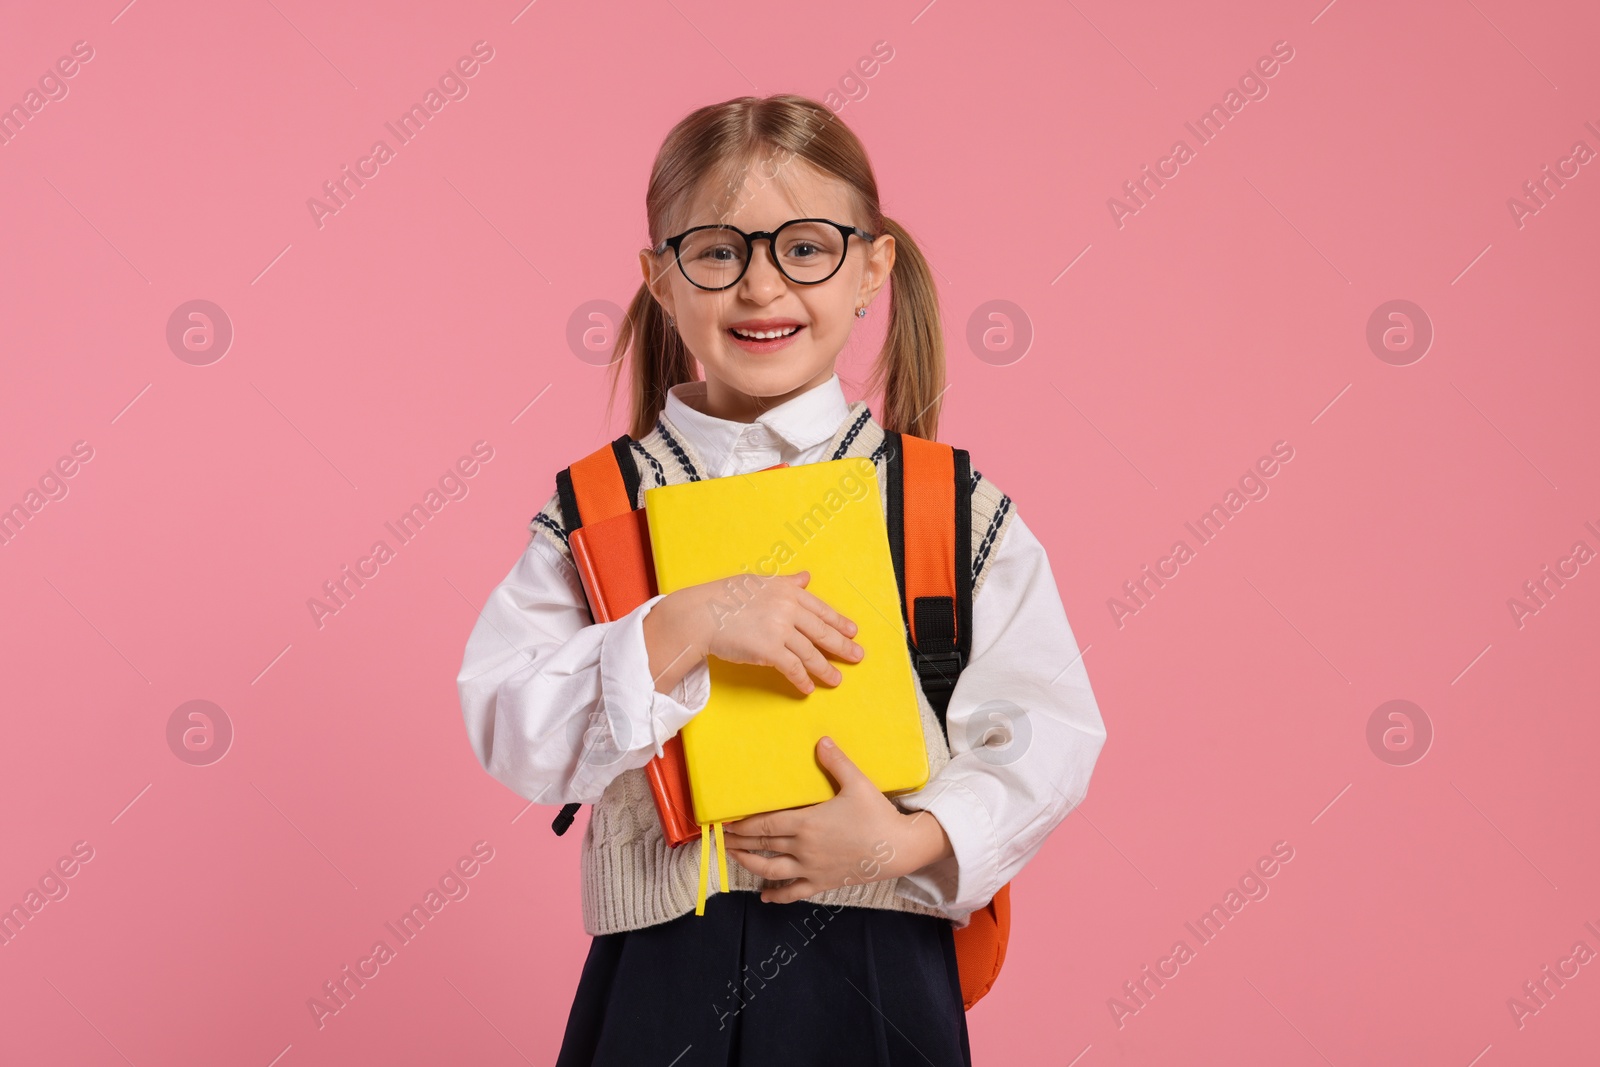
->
[568,509,698,848]
[566,463,788,848]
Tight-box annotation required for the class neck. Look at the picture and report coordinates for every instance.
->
[698,367,834,423]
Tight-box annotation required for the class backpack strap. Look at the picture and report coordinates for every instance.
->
[886,432,1011,1010]
[555,436,642,537]
[551,435,640,837]
[882,431,974,740]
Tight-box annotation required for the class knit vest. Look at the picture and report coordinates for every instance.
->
[528,400,1018,936]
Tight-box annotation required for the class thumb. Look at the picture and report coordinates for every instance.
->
[817,736,872,792]
[784,570,811,586]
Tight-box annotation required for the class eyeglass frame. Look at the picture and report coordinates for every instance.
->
[651,217,878,291]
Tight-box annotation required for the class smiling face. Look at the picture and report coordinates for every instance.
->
[639,153,895,423]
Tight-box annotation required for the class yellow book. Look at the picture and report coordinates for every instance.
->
[643,457,931,830]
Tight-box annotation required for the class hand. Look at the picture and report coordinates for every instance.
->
[723,736,954,904]
[649,570,864,697]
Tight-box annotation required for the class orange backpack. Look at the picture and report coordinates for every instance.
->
[549,428,1011,1010]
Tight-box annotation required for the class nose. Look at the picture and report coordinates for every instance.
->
[737,238,789,299]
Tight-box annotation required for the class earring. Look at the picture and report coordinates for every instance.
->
[856,306,868,318]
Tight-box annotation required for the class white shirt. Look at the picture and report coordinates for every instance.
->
[456,374,1107,919]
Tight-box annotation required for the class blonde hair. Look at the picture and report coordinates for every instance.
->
[605,94,948,441]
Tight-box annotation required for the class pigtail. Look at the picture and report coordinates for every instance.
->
[865,215,947,442]
[605,282,698,441]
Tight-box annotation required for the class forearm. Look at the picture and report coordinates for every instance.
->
[640,587,712,695]
[899,807,955,874]
[458,540,710,804]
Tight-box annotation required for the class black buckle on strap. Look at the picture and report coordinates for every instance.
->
[912,647,964,694]
[910,595,963,727]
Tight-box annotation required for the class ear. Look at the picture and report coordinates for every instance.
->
[639,248,676,321]
[857,231,895,308]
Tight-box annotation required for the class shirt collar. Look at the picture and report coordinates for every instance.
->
[662,374,851,477]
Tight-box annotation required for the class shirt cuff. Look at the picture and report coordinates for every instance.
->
[893,778,999,919]
[598,593,712,760]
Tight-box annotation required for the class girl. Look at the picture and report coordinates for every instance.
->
[457,94,1107,1066]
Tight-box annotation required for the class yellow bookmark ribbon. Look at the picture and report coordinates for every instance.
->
[715,820,730,894]
[694,821,732,916]
[696,824,710,915]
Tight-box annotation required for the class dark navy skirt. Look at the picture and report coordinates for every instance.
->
[555,890,971,1066]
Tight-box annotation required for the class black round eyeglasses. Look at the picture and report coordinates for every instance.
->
[651,217,876,291]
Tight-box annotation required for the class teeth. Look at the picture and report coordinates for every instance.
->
[731,326,799,340]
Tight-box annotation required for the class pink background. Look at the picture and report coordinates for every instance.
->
[3,0,1597,1063]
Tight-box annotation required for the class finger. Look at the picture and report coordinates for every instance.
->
[815,735,875,792]
[727,849,804,880]
[721,831,798,854]
[793,609,864,666]
[785,632,840,688]
[770,645,816,695]
[761,878,819,905]
[725,810,803,838]
[794,587,858,640]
